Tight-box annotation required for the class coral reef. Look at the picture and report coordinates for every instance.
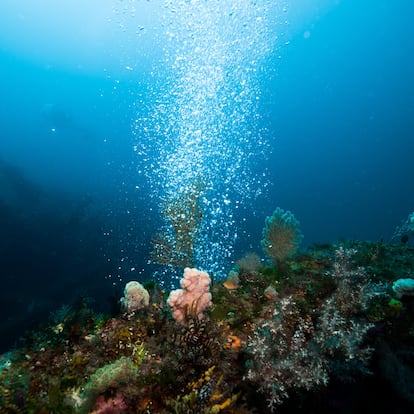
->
[1,239,414,413]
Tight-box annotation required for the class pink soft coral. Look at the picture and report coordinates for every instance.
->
[167,267,212,323]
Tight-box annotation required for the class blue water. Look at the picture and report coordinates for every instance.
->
[0,0,413,351]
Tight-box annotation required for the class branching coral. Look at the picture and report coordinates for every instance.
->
[245,247,382,411]
[245,296,329,410]
[314,247,383,363]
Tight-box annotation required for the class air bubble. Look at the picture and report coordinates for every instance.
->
[133,0,274,282]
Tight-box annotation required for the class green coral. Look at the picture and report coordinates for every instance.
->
[78,356,139,413]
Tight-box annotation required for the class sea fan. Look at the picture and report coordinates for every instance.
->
[261,207,303,264]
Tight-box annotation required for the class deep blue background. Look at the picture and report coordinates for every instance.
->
[0,0,413,351]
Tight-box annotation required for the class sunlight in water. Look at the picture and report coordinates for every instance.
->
[134,0,286,283]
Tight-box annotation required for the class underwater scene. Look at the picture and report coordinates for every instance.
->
[1,0,414,412]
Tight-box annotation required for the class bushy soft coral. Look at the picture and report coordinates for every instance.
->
[167,267,212,323]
